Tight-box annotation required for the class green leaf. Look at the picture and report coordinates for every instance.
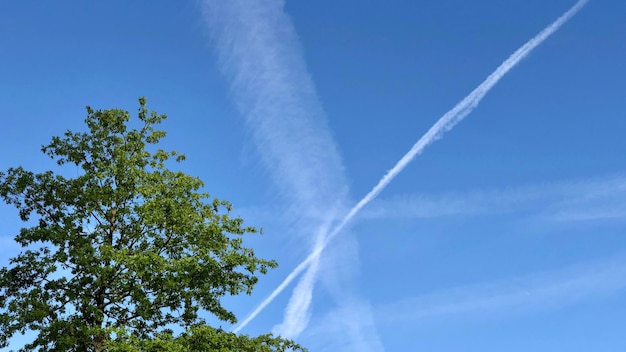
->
[0,98,303,351]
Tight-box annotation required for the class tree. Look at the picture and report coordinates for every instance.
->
[0,98,305,351]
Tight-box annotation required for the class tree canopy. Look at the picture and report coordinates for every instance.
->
[0,98,305,351]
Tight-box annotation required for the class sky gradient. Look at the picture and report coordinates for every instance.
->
[1,0,625,350]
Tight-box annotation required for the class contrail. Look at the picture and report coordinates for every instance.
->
[203,0,382,343]
[271,245,322,337]
[233,0,589,333]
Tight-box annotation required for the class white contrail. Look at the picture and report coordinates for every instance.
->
[202,0,349,219]
[233,0,589,332]
[271,247,321,337]
[203,0,383,344]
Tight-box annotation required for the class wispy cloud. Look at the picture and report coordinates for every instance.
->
[271,233,323,338]
[237,0,590,331]
[202,0,382,345]
[305,233,385,352]
[374,253,626,326]
[362,174,626,222]
[304,298,386,352]
[202,0,348,220]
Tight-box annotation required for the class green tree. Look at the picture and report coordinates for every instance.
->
[0,98,305,351]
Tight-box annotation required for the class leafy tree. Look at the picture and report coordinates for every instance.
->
[0,98,305,351]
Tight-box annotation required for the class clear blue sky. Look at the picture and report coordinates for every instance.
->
[1,0,625,351]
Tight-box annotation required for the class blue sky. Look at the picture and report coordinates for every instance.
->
[1,0,625,350]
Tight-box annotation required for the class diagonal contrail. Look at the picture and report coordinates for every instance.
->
[203,0,382,343]
[233,0,590,333]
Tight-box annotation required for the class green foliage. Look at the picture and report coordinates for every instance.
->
[105,325,304,352]
[0,98,305,351]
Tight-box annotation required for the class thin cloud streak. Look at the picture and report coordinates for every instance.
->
[272,226,328,338]
[202,0,348,219]
[374,253,626,325]
[271,249,321,337]
[239,174,626,222]
[304,299,387,352]
[203,0,382,345]
[363,174,626,221]
[233,0,590,331]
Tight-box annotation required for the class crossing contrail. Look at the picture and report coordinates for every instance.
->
[233,0,589,333]
[202,0,380,342]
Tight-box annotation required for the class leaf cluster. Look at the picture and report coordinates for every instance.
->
[0,98,304,351]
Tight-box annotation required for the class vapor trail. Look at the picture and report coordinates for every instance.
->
[203,0,382,342]
[233,0,589,332]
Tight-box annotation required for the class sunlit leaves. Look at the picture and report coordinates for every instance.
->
[0,98,304,351]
